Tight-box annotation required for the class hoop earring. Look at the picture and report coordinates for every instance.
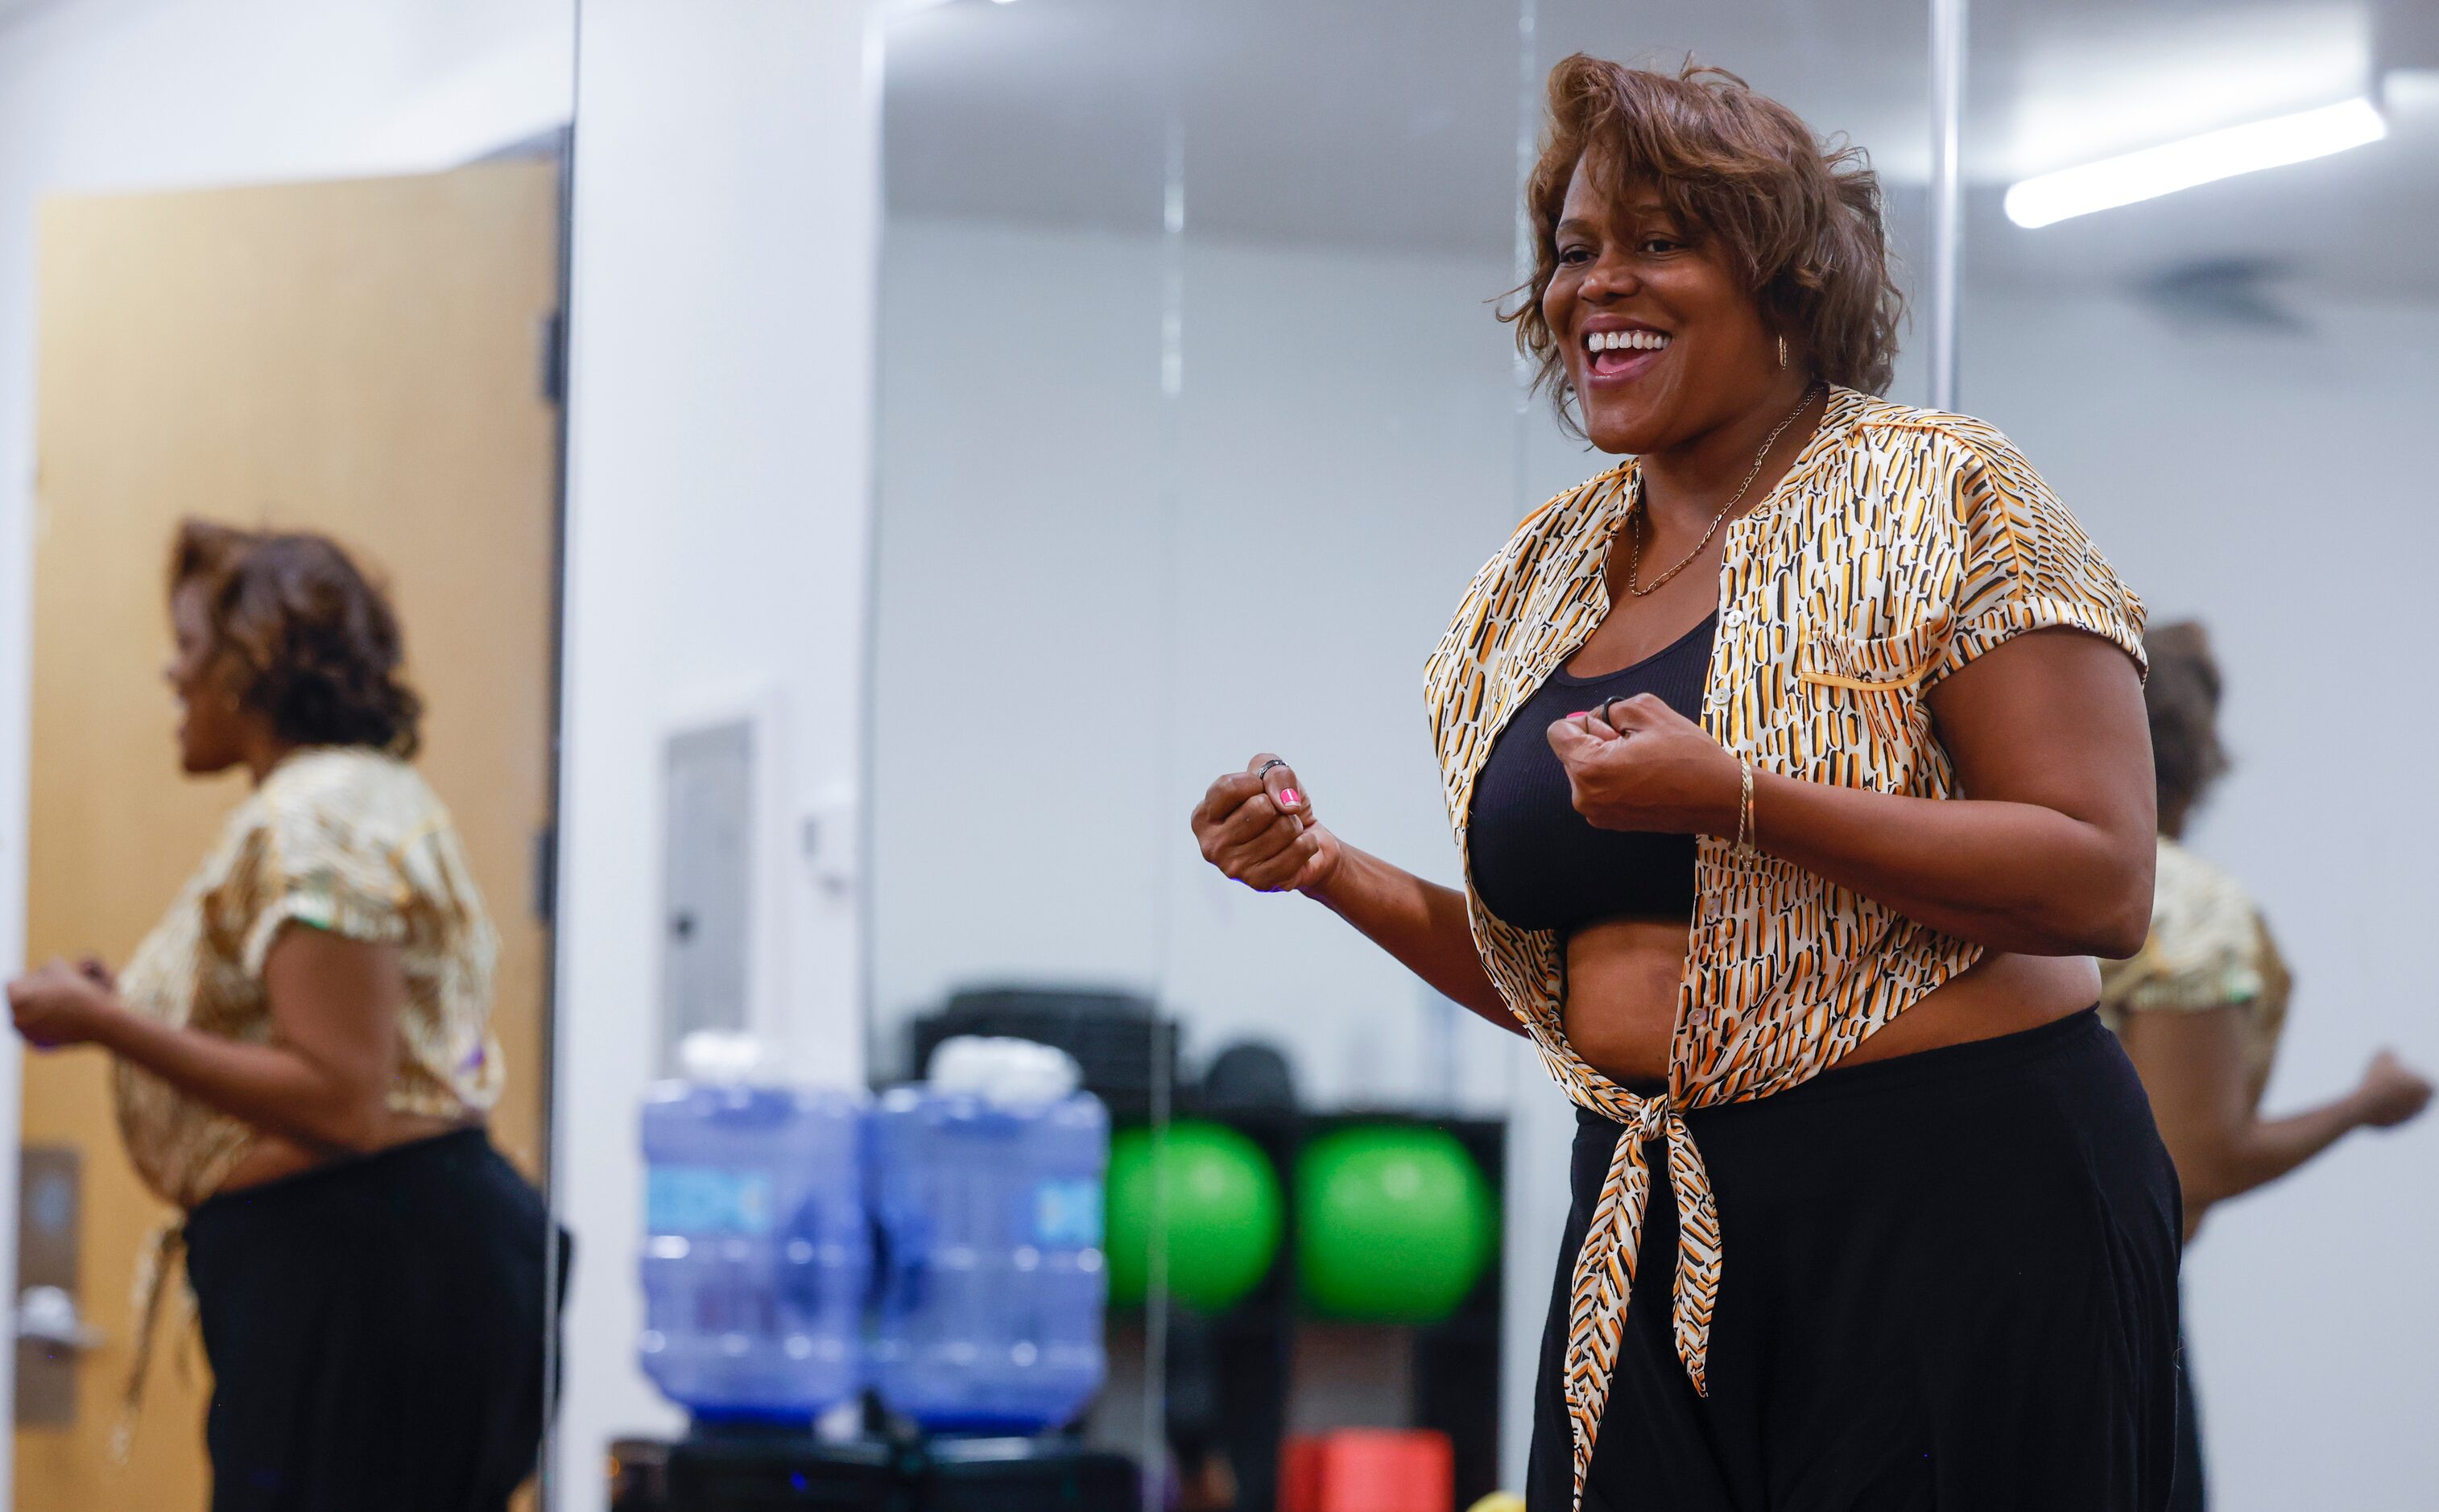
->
[1777,334,1789,370]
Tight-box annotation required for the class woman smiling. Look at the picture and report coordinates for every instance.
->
[1192,58,2178,1512]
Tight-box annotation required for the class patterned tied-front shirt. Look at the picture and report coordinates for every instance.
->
[110,746,503,1442]
[115,746,504,1207]
[1424,387,2147,1508]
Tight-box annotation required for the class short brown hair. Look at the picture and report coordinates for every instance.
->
[1506,56,1904,423]
[2143,621,2226,837]
[171,520,423,758]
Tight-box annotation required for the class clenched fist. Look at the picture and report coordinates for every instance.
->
[2356,1049,2434,1130]
[1191,754,1342,896]
[1545,693,1742,837]
[8,957,117,1050]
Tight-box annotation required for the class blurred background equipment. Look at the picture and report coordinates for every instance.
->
[1104,1120,1284,1312]
[1296,1127,1494,1325]
[1278,1427,1457,1512]
[637,1033,867,1424]
[619,1033,1130,1507]
[606,1431,1137,1512]
[911,986,1176,1122]
[870,1035,1112,1432]
[1094,1037,1507,1512]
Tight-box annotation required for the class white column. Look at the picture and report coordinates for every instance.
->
[553,0,882,1502]
[1925,0,1967,411]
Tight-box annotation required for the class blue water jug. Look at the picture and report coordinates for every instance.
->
[869,1037,1110,1431]
[639,1035,869,1422]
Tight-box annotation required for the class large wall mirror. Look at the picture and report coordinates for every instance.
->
[0,4,575,1508]
[1959,3,2438,1505]
[865,1,1943,1508]
[869,0,1184,1486]
[864,4,2433,1512]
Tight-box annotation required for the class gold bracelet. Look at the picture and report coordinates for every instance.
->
[1735,759,1755,853]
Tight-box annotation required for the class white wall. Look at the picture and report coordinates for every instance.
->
[865,220,1676,1489]
[873,217,2437,1508]
[553,1,882,1506]
[870,220,1581,1488]
[873,219,1554,1106]
[0,2,571,1502]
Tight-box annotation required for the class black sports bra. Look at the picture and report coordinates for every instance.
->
[1466,613,1715,935]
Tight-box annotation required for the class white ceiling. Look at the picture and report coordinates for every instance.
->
[881,0,2439,302]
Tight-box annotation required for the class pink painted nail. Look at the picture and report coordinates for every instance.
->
[1279,789,1300,806]
[1568,710,1589,719]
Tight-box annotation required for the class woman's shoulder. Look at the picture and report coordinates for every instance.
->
[254,747,447,854]
[1825,393,2058,503]
[1840,391,2019,454]
[262,745,428,804]
[1834,392,2136,618]
[1511,458,1635,546]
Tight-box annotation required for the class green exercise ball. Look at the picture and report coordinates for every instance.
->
[1104,1121,1285,1312]
[1296,1125,1493,1323]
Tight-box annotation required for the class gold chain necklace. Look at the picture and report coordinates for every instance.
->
[1623,384,1822,597]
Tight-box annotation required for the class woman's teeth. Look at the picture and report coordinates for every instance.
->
[1585,329,1669,352]
[1585,328,1668,377]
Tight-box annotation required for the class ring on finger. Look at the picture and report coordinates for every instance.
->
[1256,758,1288,779]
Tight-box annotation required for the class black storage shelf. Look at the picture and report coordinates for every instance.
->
[1133,1106,1507,1512]
[609,1431,1138,1512]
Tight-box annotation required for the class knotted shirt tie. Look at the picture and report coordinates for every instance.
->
[1560,1080,1722,1512]
[113,1217,187,1462]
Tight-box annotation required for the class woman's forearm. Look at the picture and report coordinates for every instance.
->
[1306,844,1520,1034]
[2114,1007,2389,1240]
[1751,772,2151,957]
[91,1001,382,1152]
[2186,1092,2369,1215]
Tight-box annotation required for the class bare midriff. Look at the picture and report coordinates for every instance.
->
[209,1110,479,1200]
[1563,915,2100,1085]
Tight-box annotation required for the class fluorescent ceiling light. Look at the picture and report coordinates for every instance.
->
[2004,97,2385,228]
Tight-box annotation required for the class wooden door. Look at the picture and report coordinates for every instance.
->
[17,159,563,1508]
